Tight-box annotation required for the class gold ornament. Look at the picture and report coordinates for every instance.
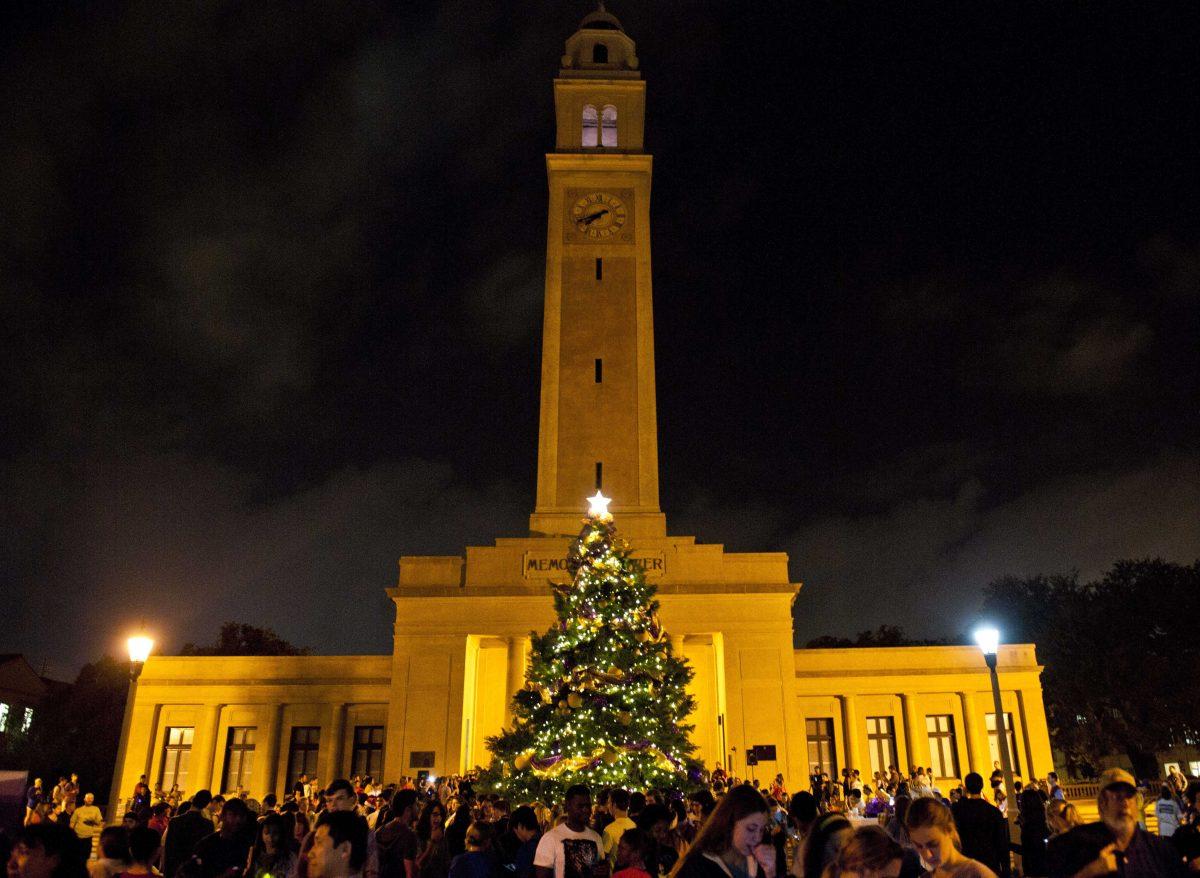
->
[602,748,620,765]
[617,710,632,726]
[567,692,584,709]
[514,753,531,770]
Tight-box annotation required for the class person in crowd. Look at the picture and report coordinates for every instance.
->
[686,792,718,843]
[533,785,606,878]
[377,790,420,878]
[798,816,851,878]
[446,824,492,878]
[27,779,46,826]
[414,801,451,878]
[1018,788,1049,878]
[904,797,997,878]
[820,826,902,878]
[445,802,473,862]
[164,791,217,878]
[604,792,637,867]
[149,804,172,839]
[949,774,1009,878]
[1047,768,1185,878]
[119,826,161,878]
[770,778,787,807]
[787,793,820,878]
[668,785,772,878]
[9,821,90,878]
[1154,787,1182,839]
[863,789,890,820]
[69,795,105,862]
[245,813,298,878]
[502,806,542,878]
[613,829,655,878]
[1044,802,1082,840]
[88,829,129,878]
[306,812,369,878]
[845,793,864,820]
[191,797,255,878]
[883,797,909,848]
[635,804,681,877]
[1046,776,1065,804]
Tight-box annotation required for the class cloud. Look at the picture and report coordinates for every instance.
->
[785,451,1200,643]
[3,451,527,677]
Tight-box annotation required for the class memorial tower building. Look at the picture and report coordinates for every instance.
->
[108,8,1055,812]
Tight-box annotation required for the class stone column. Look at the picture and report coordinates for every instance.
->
[1019,689,1053,777]
[194,704,224,792]
[505,637,528,726]
[840,695,861,774]
[261,705,284,800]
[959,691,980,775]
[324,703,346,782]
[900,692,924,771]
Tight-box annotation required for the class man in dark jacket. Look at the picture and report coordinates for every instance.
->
[191,797,254,878]
[952,772,1011,878]
[163,790,216,878]
[1048,768,1185,878]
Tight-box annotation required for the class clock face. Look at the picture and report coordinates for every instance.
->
[571,191,628,239]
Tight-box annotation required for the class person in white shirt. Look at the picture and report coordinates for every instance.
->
[534,785,606,878]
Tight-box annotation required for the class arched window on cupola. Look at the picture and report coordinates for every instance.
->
[593,43,609,63]
[601,105,617,147]
[582,104,599,148]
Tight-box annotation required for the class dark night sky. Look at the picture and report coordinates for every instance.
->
[3,2,1199,679]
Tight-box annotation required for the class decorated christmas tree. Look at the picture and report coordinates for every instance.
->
[481,492,702,799]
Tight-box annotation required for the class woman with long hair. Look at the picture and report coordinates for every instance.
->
[904,798,997,878]
[1044,801,1082,838]
[820,826,903,878]
[416,800,452,878]
[669,786,772,878]
[799,816,851,878]
[244,813,297,878]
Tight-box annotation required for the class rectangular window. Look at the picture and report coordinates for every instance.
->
[926,715,960,778]
[222,727,256,793]
[351,726,385,778]
[806,718,838,778]
[286,727,321,791]
[595,359,603,383]
[595,461,602,489]
[986,713,1021,775]
[0,703,8,732]
[866,716,898,777]
[595,257,603,280]
[409,751,435,769]
[161,727,194,791]
[21,708,33,733]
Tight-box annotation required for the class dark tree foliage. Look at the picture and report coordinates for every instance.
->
[2,657,128,807]
[805,624,952,649]
[180,622,309,656]
[981,558,1200,779]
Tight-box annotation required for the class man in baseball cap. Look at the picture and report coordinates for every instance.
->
[1048,768,1185,878]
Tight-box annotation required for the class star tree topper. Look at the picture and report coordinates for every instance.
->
[587,490,612,520]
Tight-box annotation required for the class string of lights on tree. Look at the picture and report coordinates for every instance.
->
[480,491,703,799]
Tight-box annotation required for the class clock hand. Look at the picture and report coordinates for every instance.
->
[579,208,610,226]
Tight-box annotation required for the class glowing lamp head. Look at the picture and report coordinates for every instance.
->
[127,634,154,664]
[587,490,612,520]
[973,626,1000,656]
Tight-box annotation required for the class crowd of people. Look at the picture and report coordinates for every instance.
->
[7,764,1200,878]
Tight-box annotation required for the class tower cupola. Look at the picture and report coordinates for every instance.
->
[560,2,639,78]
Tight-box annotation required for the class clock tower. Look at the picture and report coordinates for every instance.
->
[530,5,666,539]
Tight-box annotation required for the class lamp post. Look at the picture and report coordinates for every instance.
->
[108,633,153,822]
[974,626,1017,833]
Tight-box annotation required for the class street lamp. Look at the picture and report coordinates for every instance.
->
[108,631,154,821]
[974,626,1017,832]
